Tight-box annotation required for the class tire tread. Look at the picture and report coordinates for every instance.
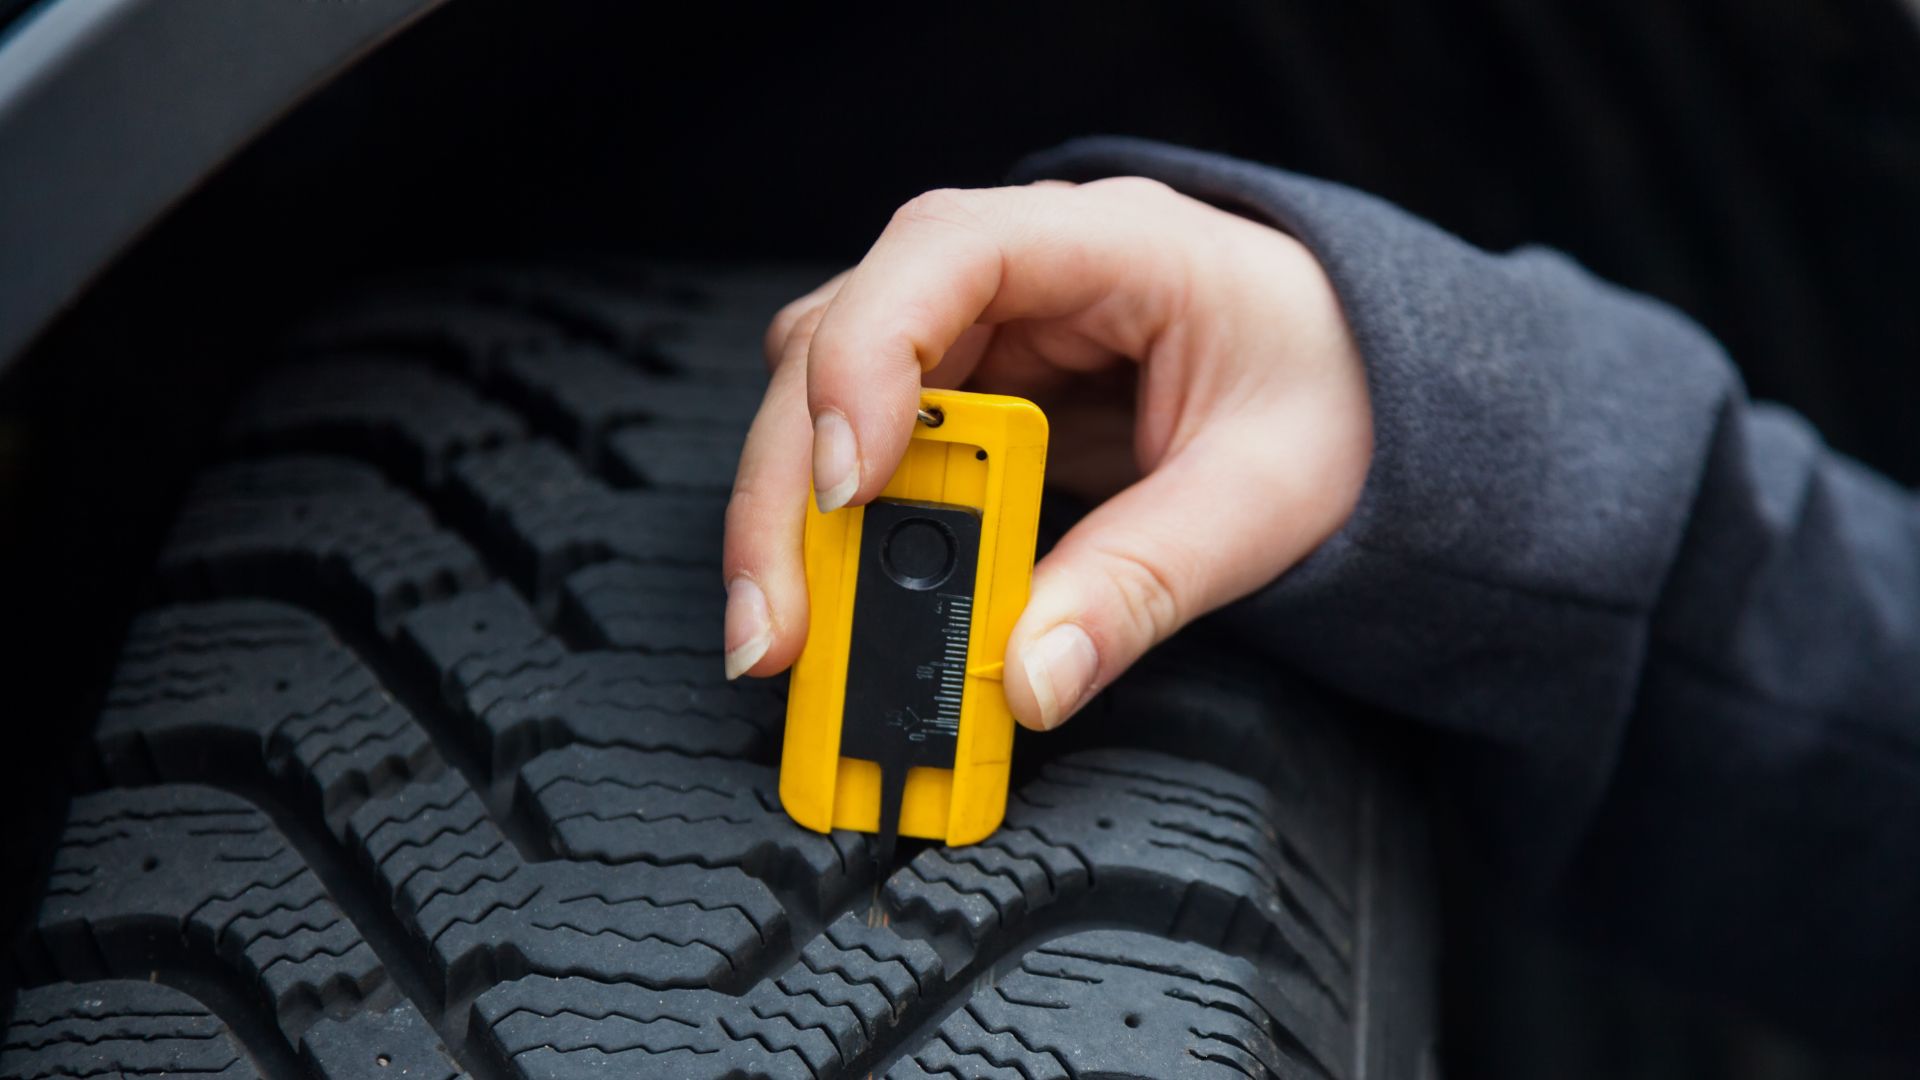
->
[6,264,1429,1080]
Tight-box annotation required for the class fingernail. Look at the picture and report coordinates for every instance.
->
[812,410,859,512]
[1021,623,1099,730]
[723,577,773,680]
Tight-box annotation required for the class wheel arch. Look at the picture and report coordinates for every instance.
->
[0,0,446,375]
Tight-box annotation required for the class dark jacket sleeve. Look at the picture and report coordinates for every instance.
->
[1013,136,1920,1045]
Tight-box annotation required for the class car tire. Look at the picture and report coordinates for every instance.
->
[2,262,1436,1079]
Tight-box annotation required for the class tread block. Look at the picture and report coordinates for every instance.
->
[1,981,259,1080]
[472,914,941,1080]
[228,361,525,488]
[889,931,1343,1080]
[452,264,791,362]
[288,299,566,377]
[264,328,757,484]
[32,787,387,1041]
[324,264,742,362]
[519,745,868,912]
[448,441,721,598]
[1087,642,1361,880]
[655,264,841,322]
[488,347,761,457]
[177,455,391,496]
[347,772,522,934]
[301,1002,468,1080]
[882,828,1090,953]
[785,914,945,1040]
[457,272,701,357]
[602,422,746,493]
[1035,752,1353,974]
[97,602,437,829]
[884,750,1351,1021]
[347,773,787,999]
[557,561,724,653]
[890,1006,1068,1080]
[476,976,833,1080]
[398,586,775,774]
[159,458,488,635]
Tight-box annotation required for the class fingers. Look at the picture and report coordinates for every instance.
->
[724,177,1300,688]
[720,255,1001,676]
[804,180,1192,512]
[727,269,850,677]
[764,269,849,369]
[1003,401,1371,730]
[722,316,818,680]
[924,323,995,390]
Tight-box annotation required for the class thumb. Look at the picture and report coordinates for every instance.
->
[1003,417,1362,730]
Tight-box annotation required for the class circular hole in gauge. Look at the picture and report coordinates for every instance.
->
[881,516,958,591]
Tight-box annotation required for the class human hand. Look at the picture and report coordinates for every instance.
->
[723,178,1373,730]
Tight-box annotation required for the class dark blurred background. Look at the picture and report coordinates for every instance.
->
[4,1,1919,1075]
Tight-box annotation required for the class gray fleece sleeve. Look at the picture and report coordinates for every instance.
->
[1013,137,1920,1045]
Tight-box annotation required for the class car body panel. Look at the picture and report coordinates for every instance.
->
[0,0,443,372]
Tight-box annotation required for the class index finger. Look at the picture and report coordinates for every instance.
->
[803,178,1193,510]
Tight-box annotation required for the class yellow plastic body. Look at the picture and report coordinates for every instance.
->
[779,389,1048,846]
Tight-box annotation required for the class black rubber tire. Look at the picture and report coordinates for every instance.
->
[1,263,1436,1080]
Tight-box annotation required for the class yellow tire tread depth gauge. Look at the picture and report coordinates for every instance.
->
[779,389,1048,862]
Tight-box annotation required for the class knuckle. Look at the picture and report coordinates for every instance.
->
[764,298,820,367]
[1099,546,1186,645]
[722,480,764,538]
[725,459,783,525]
[892,187,991,233]
[764,302,805,358]
[787,306,829,360]
[722,481,787,572]
[1084,174,1179,205]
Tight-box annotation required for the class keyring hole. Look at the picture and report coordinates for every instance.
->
[919,406,945,428]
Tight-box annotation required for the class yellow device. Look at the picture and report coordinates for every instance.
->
[779,389,1048,861]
